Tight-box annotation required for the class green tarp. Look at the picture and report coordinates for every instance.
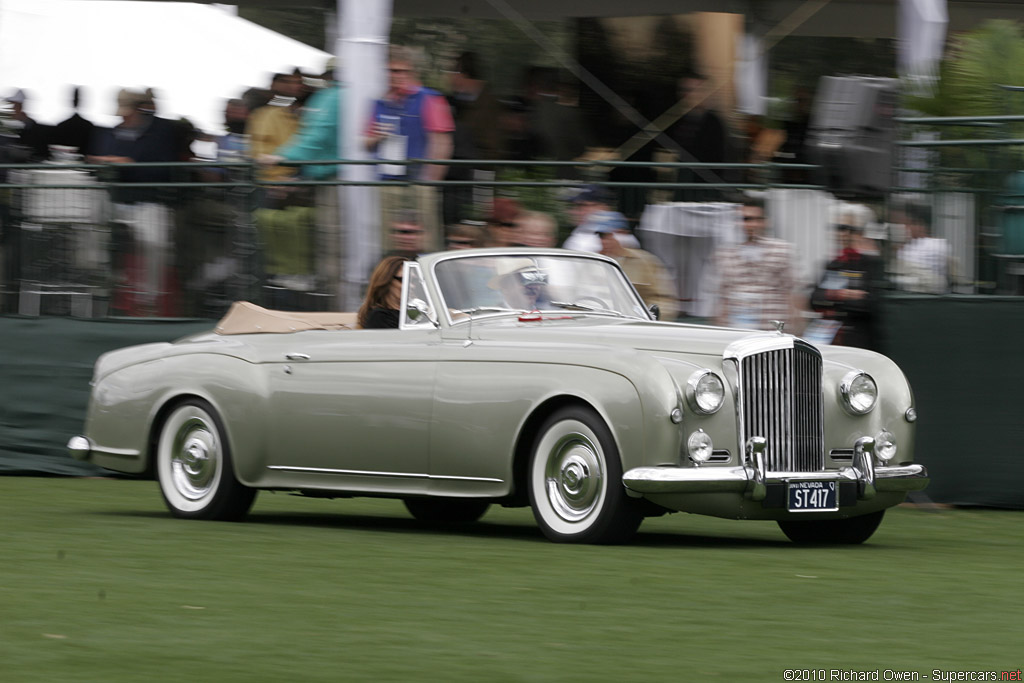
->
[0,316,213,476]
[2,296,1022,507]
[879,295,1024,509]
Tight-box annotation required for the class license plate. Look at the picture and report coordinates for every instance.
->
[787,481,838,512]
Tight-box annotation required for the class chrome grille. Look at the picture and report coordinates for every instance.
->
[736,341,824,472]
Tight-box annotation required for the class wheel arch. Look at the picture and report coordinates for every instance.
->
[509,395,605,507]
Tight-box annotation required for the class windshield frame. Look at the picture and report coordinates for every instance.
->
[427,249,654,328]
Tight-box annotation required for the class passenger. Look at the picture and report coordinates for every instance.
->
[491,261,551,311]
[358,256,408,329]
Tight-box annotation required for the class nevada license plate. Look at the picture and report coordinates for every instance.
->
[787,481,838,512]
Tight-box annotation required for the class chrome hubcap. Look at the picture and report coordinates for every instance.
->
[171,417,219,501]
[545,434,604,522]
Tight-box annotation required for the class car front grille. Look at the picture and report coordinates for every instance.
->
[735,340,824,472]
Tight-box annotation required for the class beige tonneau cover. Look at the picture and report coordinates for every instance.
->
[215,301,358,335]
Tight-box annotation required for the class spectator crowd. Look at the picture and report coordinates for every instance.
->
[1,44,952,345]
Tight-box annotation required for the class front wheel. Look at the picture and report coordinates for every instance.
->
[528,406,642,544]
[777,510,885,545]
[156,399,256,521]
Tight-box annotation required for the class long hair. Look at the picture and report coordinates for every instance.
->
[358,256,407,328]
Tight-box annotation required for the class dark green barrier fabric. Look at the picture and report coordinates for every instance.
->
[879,296,1024,509]
[0,316,214,475]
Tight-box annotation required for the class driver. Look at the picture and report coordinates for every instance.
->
[491,261,552,311]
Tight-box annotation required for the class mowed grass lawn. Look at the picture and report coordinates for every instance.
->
[1,477,1021,682]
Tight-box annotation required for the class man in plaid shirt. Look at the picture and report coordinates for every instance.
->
[713,197,795,330]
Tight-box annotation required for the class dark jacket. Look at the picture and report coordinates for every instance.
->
[810,249,885,350]
[92,115,181,203]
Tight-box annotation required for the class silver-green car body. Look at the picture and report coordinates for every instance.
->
[69,248,928,544]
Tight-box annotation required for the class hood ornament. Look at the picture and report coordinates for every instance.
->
[771,320,785,335]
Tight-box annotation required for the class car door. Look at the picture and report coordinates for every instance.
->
[263,265,442,494]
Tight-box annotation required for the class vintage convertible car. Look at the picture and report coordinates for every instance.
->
[69,248,928,544]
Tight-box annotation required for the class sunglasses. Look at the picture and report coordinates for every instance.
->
[394,228,423,235]
[447,239,476,246]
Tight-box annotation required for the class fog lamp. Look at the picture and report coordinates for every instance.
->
[875,430,897,462]
[687,429,714,464]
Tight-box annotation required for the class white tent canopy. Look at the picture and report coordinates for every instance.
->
[0,0,331,134]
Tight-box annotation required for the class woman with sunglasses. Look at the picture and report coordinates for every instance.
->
[358,256,408,329]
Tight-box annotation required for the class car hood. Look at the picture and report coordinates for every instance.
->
[460,316,757,358]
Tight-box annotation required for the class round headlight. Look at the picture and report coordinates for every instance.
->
[875,430,897,462]
[687,429,714,463]
[686,370,725,415]
[839,371,877,415]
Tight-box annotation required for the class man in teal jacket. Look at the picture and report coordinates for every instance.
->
[269,60,344,304]
[277,63,342,179]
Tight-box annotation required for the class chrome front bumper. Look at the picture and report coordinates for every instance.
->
[623,436,929,502]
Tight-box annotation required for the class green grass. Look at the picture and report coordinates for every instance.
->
[1,478,1021,682]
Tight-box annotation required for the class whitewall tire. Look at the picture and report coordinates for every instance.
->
[156,399,255,521]
[528,406,642,544]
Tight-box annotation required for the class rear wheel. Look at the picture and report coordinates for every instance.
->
[777,510,885,545]
[403,498,490,524]
[528,406,642,544]
[156,399,256,521]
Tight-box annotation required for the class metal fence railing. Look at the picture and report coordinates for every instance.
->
[892,115,1024,295]
[0,158,823,319]
[5,145,1019,321]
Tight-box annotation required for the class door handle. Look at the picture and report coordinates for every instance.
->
[285,352,310,361]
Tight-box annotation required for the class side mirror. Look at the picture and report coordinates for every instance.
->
[648,304,661,321]
[406,298,437,327]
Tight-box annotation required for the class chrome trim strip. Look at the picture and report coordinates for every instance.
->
[622,463,929,496]
[724,333,795,362]
[87,444,141,459]
[266,465,503,483]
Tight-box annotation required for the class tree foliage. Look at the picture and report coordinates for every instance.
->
[906,20,1024,118]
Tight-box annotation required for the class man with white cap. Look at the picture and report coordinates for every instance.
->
[562,185,633,253]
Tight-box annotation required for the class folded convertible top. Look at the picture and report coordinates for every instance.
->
[215,301,358,334]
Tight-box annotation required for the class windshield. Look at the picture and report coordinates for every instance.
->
[433,254,650,322]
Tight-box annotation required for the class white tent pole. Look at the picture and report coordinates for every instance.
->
[339,0,392,310]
